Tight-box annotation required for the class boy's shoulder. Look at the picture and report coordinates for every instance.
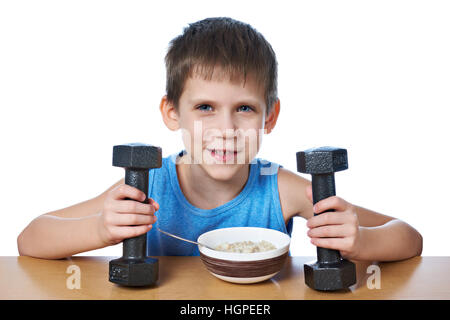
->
[277,166,313,221]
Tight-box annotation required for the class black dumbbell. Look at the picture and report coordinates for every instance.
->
[297,146,356,291]
[109,143,162,286]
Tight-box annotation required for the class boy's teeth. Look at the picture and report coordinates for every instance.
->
[214,149,232,155]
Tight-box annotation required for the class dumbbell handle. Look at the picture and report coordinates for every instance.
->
[311,173,342,265]
[123,168,149,259]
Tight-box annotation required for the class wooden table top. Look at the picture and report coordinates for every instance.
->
[0,256,448,300]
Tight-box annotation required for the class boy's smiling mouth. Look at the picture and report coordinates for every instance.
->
[207,148,239,162]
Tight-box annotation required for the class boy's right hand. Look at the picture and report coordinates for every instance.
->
[97,184,159,246]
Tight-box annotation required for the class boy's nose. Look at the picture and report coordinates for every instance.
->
[203,112,245,147]
[215,113,237,133]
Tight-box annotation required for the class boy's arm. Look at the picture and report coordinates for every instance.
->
[278,168,423,262]
[17,178,160,260]
[351,205,423,261]
[17,179,124,259]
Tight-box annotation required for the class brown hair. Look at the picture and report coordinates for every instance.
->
[164,17,278,116]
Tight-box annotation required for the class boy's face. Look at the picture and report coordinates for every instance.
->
[161,67,279,181]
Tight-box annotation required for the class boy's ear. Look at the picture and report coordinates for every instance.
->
[159,95,180,131]
[264,99,280,134]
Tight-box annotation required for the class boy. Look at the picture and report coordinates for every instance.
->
[17,17,422,260]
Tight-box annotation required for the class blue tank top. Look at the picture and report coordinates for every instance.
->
[146,150,293,256]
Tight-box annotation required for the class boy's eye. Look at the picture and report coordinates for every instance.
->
[238,105,254,112]
[196,104,213,112]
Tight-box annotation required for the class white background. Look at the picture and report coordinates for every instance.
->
[1,0,448,257]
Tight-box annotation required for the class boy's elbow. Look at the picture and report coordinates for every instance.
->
[17,231,28,256]
[405,221,423,258]
[393,219,423,259]
[17,230,36,257]
[408,222,423,257]
[415,231,423,257]
[17,229,38,258]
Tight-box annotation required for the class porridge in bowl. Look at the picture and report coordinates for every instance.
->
[215,240,276,253]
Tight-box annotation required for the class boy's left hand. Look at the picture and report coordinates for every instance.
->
[305,185,361,260]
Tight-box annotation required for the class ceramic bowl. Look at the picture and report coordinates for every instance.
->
[197,227,291,284]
